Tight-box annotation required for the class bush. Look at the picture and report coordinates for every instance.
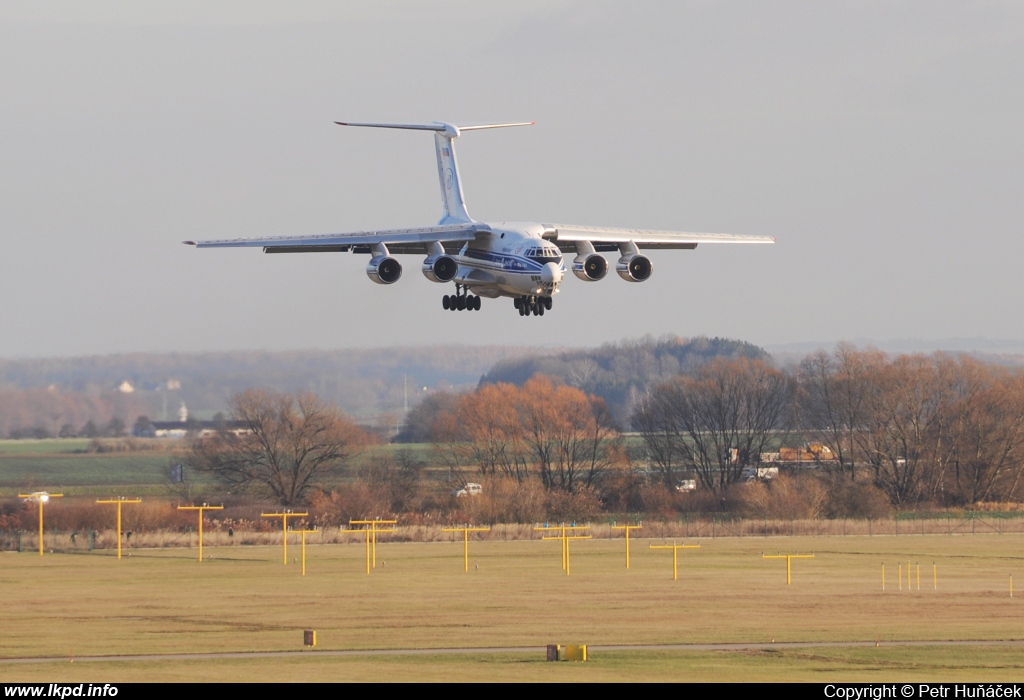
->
[456,478,547,524]
[308,485,389,527]
[820,473,891,518]
[737,474,827,520]
[545,486,603,522]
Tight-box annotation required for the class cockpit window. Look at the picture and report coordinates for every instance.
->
[528,246,562,264]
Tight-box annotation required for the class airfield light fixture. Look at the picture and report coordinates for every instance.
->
[19,491,63,556]
[177,504,224,562]
[261,511,309,565]
[343,519,397,574]
[97,497,142,560]
[649,542,701,581]
[441,525,491,572]
[611,523,643,569]
[762,552,815,585]
[535,525,591,576]
[293,528,319,576]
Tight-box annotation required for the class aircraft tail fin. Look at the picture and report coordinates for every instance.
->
[335,121,533,225]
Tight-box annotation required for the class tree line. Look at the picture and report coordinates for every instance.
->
[177,346,1024,520]
[797,345,1024,506]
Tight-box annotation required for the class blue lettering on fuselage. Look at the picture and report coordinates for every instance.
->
[462,248,563,275]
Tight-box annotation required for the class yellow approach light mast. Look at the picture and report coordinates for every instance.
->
[262,511,309,565]
[649,542,701,580]
[178,504,224,562]
[611,523,643,569]
[97,497,142,560]
[442,525,491,572]
[344,519,397,574]
[536,525,591,576]
[19,492,62,556]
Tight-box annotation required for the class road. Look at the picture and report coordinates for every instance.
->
[4,639,1024,665]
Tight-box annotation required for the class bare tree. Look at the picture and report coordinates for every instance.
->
[396,391,460,443]
[359,449,425,514]
[518,376,620,491]
[634,358,794,493]
[945,361,1024,503]
[457,383,532,482]
[187,390,367,506]
[631,388,685,489]
[431,377,619,491]
[856,354,961,505]
[799,350,1024,507]
[798,344,885,479]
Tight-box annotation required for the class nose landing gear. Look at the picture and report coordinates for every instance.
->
[513,295,552,317]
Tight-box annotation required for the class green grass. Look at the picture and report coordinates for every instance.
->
[0,453,191,495]
[0,439,94,455]
[0,439,211,496]
[3,536,1024,681]
[0,440,440,497]
[4,647,1024,682]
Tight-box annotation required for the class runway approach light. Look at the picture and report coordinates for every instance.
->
[18,491,63,556]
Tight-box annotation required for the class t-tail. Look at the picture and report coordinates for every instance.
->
[335,120,533,225]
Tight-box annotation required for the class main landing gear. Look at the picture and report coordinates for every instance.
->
[442,284,481,311]
[514,295,552,317]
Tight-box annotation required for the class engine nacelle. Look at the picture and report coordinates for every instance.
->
[572,252,608,282]
[366,255,403,284]
[616,253,653,282]
[421,254,458,283]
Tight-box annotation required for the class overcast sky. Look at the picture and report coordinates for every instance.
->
[2,1,1022,358]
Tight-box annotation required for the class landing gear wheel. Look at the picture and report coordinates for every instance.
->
[543,297,552,311]
[457,295,467,311]
[537,303,545,316]
[442,295,450,310]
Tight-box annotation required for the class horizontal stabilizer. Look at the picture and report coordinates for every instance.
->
[335,121,533,136]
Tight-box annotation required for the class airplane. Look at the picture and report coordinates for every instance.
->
[185,121,774,317]
[19,491,54,503]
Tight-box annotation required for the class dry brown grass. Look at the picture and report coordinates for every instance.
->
[14,514,1024,555]
[5,532,1024,680]
[3,534,1024,657]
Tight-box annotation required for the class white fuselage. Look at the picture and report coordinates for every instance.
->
[451,223,565,299]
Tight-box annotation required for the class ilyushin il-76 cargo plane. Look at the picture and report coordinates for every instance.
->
[185,121,774,317]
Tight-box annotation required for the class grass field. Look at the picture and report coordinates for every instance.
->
[3,534,1024,681]
[0,440,437,498]
[0,439,185,496]
[4,438,1024,682]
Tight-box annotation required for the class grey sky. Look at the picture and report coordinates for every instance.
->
[2,1,1022,358]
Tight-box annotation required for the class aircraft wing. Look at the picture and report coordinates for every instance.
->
[184,223,489,255]
[542,224,775,252]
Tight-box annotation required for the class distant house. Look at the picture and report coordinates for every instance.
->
[759,444,838,467]
[149,420,250,439]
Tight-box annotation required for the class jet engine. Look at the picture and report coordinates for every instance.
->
[366,255,403,284]
[422,254,458,283]
[616,253,653,282]
[572,252,608,282]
